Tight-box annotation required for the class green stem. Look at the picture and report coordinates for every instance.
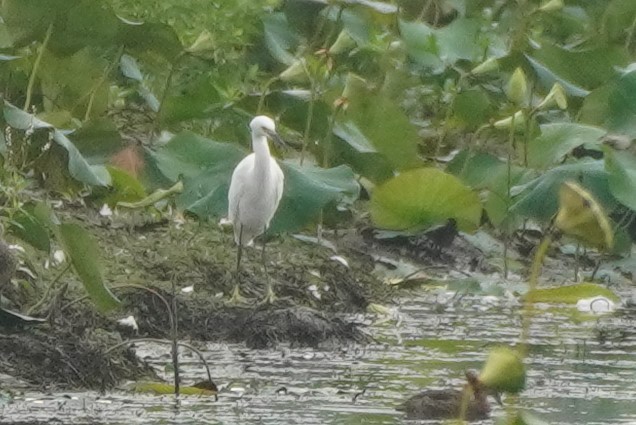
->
[24,22,53,111]
[149,54,182,139]
[300,79,317,166]
[503,112,517,279]
[520,232,552,355]
[83,46,124,121]
[257,77,278,114]
[625,14,636,52]
[27,262,71,316]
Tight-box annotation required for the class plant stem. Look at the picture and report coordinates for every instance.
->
[27,262,71,316]
[257,77,278,113]
[149,53,182,139]
[503,113,517,279]
[300,79,316,166]
[520,232,552,355]
[83,46,124,121]
[24,22,53,112]
[171,272,180,396]
[105,338,215,389]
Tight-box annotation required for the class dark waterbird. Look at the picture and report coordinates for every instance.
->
[397,370,500,421]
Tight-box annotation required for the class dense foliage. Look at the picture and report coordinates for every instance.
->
[0,0,634,312]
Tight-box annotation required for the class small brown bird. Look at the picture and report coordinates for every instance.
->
[425,218,458,255]
[397,370,499,421]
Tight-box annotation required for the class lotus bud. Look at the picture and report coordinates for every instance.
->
[342,73,367,101]
[493,110,525,129]
[539,0,564,12]
[279,59,308,83]
[329,30,356,55]
[186,30,215,54]
[537,83,567,110]
[506,67,528,105]
[471,57,499,75]
[479,346,526,394]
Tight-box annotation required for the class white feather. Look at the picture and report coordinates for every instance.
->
[227,116,285,246]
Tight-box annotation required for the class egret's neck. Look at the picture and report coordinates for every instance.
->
[252,135,272,176]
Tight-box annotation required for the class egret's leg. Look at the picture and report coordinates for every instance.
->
[260,228,276,304]
[229,225,246,304]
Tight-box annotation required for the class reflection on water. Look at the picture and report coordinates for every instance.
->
[3,293,636,424]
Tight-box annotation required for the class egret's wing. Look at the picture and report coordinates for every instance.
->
[227,154,254,224]
[271,158,284,206]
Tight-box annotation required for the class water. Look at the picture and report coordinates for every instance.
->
[3,292,636,424]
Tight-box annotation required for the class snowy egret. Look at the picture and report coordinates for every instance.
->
[227,115,285,304]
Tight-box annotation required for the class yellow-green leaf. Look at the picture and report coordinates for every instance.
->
[370,168,482,232]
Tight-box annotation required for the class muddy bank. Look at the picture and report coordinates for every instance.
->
[1,206,394,388]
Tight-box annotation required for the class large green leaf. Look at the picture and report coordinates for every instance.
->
[9,208,51,252]
[511,160,617,222]
[148,132,244,218]
[117,19,182,62]
[604,146,636,211]
[336,77,420,171]
[69,118,124,164]
[370,168,482,232]
[526,123,605,169]
[262,12,299,66]
[605,70,636,137]
[446,150,531,227]
[57,223,120,312]
[524,282,619,304]
[399,18,490,70]
[269,162,360,234]
[3,102,111,186]
[2,0,118,54]
[526,43,627,95]
[148,132,359,234]
[1,0,71,47]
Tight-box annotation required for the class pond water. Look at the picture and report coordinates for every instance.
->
[3,291,636,424]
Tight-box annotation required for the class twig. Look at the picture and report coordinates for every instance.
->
[105,338,214,386]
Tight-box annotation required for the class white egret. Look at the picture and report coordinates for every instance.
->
[227,115,285,304]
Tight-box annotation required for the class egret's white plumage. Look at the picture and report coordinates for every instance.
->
[227,115,284,303]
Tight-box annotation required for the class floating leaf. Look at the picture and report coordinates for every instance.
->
[57,223,120,312]
[604,146,636,211]
[370,168,482,232]
[555,181,614,251]
[132,381,217,396]
[479,347,525,394]
[524,282,619,304]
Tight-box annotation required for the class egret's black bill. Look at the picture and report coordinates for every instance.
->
[263,128,286,148]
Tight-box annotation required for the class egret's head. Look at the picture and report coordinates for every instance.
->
[250,115,284,147]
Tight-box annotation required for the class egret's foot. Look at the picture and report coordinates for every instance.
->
[259,284,277,305]
[227,285,248,305]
